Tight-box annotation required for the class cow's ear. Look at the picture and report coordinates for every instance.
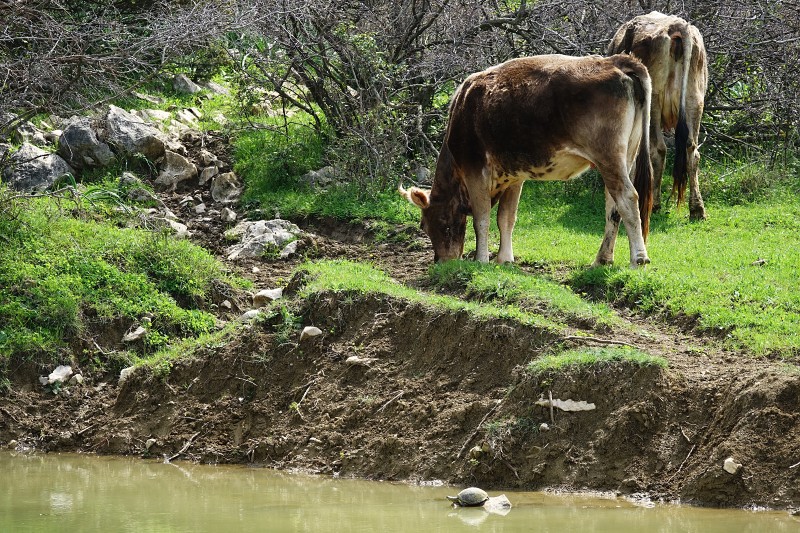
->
[399,186,431,209]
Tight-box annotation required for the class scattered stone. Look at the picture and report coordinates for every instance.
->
[539,423,550,432]
[199,165,219,186]
[122,326,147,343]
[176,108,199,127]
[198,149,217,167]
[226,219,303,260]
[104,105,165,160]
[723,456,743,475]
[173,74,202,94]
[166,219,190,239]
[253,288,283,307]
[57,118,116,170]
[7,440,18,449]
[194,203,207,214]
[240,309,262,322]
[220,207,237,223]
[69,374,84,385]
[300,326,323,341]
[210,172,242,204]
[301,165,340,189]
[251,266,260,274]
[155,150,198,191]
[119,366,136,384]
[127,187,158,203]
[2,143,75,191]
[279,240,300,259]
[133,91,164,105]
[44,129,62,144]
[220,300,232,310]
[46,365,73,385]
[145,438,157,451]
[10,120,46,145]
[201,80,230,96]
[345,355,374,366]
[136,109,172,125]
[484,495,512,514]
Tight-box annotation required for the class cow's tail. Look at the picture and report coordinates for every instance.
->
[671,25,692,206]
[627,61,653,241]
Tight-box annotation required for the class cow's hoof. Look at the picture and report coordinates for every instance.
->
[634,256,651,267]
[689,207,707,221]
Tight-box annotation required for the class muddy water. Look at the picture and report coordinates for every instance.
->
[1,452,796,532]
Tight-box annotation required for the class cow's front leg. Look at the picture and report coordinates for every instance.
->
[592,188,621,267]
[464,173,493,262]
[496,182,523,264]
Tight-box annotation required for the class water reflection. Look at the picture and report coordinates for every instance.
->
[0,452,796,533]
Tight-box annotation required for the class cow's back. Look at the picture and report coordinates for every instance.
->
[445,55,647,180]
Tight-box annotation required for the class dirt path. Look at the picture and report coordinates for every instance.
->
[2,167,799,512]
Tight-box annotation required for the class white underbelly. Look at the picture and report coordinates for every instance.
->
[489,150,592,192]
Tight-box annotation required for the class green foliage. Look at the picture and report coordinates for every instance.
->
[527,347,668,374]
[299,260,561,331]
[0,191,235,363]
[428,261,618,331]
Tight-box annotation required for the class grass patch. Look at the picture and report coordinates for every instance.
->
[0,190,241,366]
[299,260,564,331]
[428,261,618,331]
[527,346,668,374]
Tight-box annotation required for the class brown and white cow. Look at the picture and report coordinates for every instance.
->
[608,11,708,220]
[400,54,653,268]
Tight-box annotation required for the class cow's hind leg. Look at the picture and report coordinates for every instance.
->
[592,188,621,267]
[496,182,523,264]
[597,165,650,268]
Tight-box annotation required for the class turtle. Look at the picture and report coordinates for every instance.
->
[446,487,489,507]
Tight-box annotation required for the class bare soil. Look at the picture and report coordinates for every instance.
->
[2,148,799,511]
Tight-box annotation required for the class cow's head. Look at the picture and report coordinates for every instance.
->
[399,185,467,262]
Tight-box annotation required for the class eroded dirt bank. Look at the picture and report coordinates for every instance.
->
[2,276,799,510]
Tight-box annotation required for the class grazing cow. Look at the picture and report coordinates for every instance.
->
[608,11,708,220]
[400,54,653,268]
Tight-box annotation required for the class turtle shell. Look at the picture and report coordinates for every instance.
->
[447,487,489,506]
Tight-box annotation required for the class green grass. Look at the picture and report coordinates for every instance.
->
[428,261,618,331]
[526,346,668,374]
[300,260,563,331]
[0,190,240,363]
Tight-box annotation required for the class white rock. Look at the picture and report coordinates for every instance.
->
[194,203,207,214]
[220,207,237,223]
[220,300,232,310]
[253,288,283,307]
[539,423,550,432]
[279,240,299,259]
[119,366,136,384]
[199,165,219,186]
[48,365,73,384]
[145,438,157,451]
[167,219,190,239]
[239,310,262,322]
[723,457,742,475]
[39,376,50,386]
[122,326,147,342]
[300,326,323,341]
[69,374,84,385]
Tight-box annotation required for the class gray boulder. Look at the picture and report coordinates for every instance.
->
[58,118,116,170]
[173,74,202,94]
[226,219,303,260]
[210,172,242,204]
[104,105,165,161]
[2,143,74,191]
[155,150,197,191]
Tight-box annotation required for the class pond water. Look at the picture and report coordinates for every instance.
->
[1,452,796,532]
